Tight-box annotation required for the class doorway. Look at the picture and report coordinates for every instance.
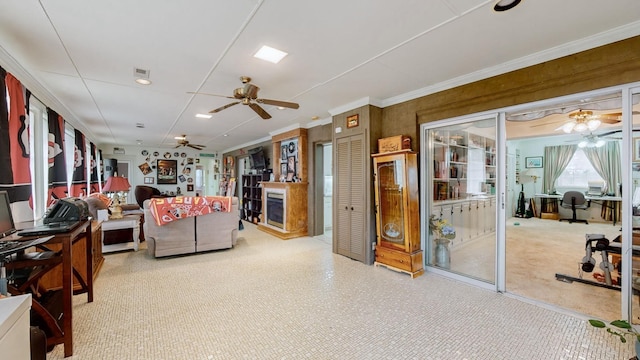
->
[314,143,332,241]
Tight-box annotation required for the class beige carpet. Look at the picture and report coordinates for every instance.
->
[43,223,633,359]
[450,217,627,321]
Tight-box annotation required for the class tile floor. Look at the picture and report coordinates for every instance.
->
[46,223,632,359]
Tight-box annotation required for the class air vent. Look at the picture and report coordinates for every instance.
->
[136,123,145,128]
[133,67,150,79]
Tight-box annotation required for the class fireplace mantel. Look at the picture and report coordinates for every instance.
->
[258,182,308,239]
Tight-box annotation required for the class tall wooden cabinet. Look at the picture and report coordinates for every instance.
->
[372,150,423,278]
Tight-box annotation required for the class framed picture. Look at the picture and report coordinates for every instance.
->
[187,184,194,192]
[346,114,359,128]
[178,174,186,183]
[138,162,152,175]
[634,137,640,161]
[281,145,288,161]
[157,159,178,184]
[280,163,287,176]
[144,177,154,184]
[525,156,543,168]
[287,156,296,174]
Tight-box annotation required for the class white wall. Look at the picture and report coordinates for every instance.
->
[100,145,219,199]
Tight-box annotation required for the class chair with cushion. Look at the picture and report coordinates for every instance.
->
[559,191,589,224]
[134,185,163,208]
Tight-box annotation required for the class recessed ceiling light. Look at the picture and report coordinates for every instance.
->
[223,134,229,137]
[311,116,319,120]
[493,0,521,11]
[135,78,152,85]
[196,113,212,119]
[254,45,288,64]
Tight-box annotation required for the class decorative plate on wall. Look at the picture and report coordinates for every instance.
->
[288,142,296,153]
[181,152,187,158]
[141,150,148,156]
[164,152,172,159]
[153,151,159,157]
[174,152,180,157]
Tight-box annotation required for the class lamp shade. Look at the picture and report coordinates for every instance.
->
[103,176,131,192]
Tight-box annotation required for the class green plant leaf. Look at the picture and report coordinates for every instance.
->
[589,319,606,328]
[610,320,633,330]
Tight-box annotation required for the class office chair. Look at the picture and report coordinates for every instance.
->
[559,191,589,224]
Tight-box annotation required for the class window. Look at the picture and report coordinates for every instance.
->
[554,149,605,191]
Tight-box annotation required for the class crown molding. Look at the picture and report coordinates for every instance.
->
[382,21,640,108]
[328,97,383,116]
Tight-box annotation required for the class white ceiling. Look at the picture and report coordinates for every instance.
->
[1,0,639,152]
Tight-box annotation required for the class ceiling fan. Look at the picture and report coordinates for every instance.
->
[189,76,299,120]
[555,110,623,133]
[575,133,609,148]
[174,135,205,150]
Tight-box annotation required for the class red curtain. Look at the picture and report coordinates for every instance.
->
[47,108,67,204]
[90,142,99,193]
[0,68,33,221]
[71,128,86,197]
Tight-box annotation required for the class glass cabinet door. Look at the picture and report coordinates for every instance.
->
[376,157,406,250]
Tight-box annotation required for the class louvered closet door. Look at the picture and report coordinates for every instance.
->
[335,134,366,262]
[336,138,351,256]
[348,135,365,261]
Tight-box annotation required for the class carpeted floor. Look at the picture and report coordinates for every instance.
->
[45,222,633,359]
[450,217,627,321]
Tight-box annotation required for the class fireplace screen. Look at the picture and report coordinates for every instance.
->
[266,192,284,228]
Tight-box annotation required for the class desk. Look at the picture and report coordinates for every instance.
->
[534,194,622,225]
[4,220,92,357]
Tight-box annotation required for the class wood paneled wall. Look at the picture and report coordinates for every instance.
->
[381,35,640,142]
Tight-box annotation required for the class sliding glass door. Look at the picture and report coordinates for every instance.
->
[423,115,498,285]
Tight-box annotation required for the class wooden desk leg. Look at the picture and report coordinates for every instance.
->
[85,224,94,303]
[62,235,73,357]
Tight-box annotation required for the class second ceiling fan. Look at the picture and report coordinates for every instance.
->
[192,76,299,120]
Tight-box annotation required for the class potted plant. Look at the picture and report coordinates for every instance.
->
[589,319,640,358]
[429,215,456,269]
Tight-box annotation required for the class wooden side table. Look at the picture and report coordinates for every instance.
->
[101,214,140,253]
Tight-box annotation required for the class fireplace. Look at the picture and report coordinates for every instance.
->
[266,192,284,228]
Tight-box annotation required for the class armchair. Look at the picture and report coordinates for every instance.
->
[559,191,589,224]
[134,185,163,208]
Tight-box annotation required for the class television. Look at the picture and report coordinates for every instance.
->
[0,191,17,239]
[249,147,266,170]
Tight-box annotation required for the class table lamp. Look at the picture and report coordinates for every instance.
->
[102,176,131,219]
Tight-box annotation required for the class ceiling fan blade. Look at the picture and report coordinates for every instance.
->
[256,98,300,109]
[187,91,235,99]
[248,103,272,119]
[210,101,240,113]
[174,145,181,149]
[188,144,204,150]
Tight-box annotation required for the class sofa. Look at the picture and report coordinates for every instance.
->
[143,197,239,258]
